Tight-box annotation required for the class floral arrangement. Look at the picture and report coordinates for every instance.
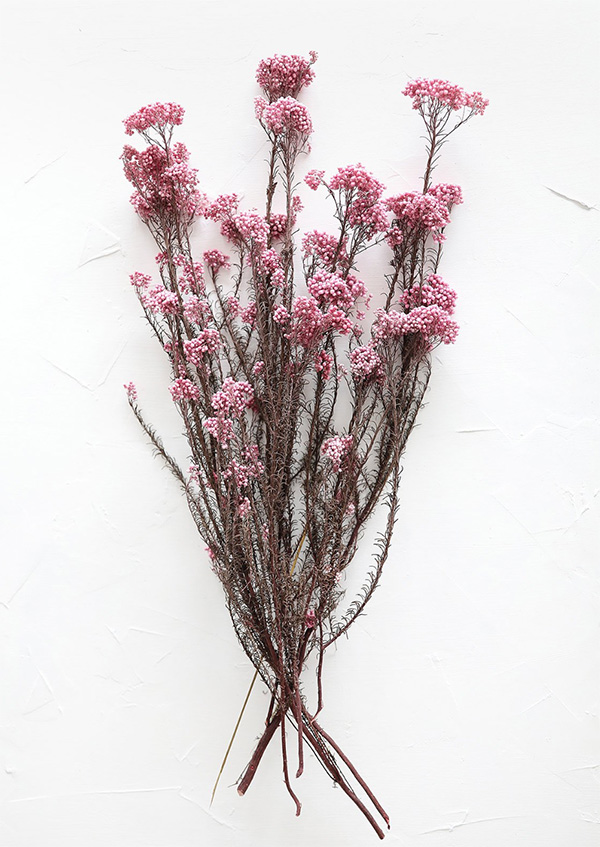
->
[121,53,487,838]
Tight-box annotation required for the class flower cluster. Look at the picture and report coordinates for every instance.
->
[122,139,206,221]
[374,303,458,346]
[385,191,451,243]
[307,269,365,311]
[203,249,230,273]
[302,230,345,270]
[256,52,318,101]
[321,435,353,472]
[224,446,264,489]
[184,330,221,365]
[400,274,457,314]
[255,96,313,137]
[211,377,255,417]
[123,102,185,136]
[221,210,270,252]
[428,183,463,209]
[403,78,489,115]
[170,377,200,402]
[350,345,384,382]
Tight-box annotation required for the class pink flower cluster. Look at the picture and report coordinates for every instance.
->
[221,210,270,252]
[317,164,389,234]
[255,96,313,136]
[286,296,354,348]
[428,183,463,209]
[305,169,325,191]
[350,345,384,382]
[122,140,206,221]
[307,270,366,311]
[256,52,317,102]
[403,79,489,115]
[204,416,235,446]
[203,249,231,273]
[184,330,221,365]
[203,378,255,446]
[315,349,333,380]
[223,447,264,489]
[184,294,211,324]
[205,194,239,222]
[170,377,200,402]
[385,191,450,243]
[374,304,458,346]
[211,377,255,417]
[400,274,457,314]
[141,285,180,316]
[302,230,346,269]
[259,248,285,288]
[124,381,137,402]
[321,435,353,472]
[123,102,185,136]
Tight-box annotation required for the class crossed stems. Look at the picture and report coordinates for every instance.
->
[237,663,390,841]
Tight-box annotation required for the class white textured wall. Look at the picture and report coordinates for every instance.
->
[1,2,598,845]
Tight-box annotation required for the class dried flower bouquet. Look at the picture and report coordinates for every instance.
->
[121,53,486,838]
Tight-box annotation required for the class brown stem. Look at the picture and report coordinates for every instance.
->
[237,712,281,796]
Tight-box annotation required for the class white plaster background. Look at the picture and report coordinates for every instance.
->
[0,1,598,845]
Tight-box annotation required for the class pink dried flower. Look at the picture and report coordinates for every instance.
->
[238,497,251,518]
[321,434,353,472]
[123,102,185,136]
[170,378,200,402]
[428,183,463,209]
[130,271,152,289]
[183,295,211,324]
[315,349,333,380]
[403,78,489,115]
[203,249,231,273]
[256,52,317,102]
[203,416,235,446]
[350,345,384,382]
[385,191,450,242]
[304,169,325,190]
[124,382,137,402]
[256,96,313,136]
[184,330,221,365]
[400,274,457,315]
[211,378,254,417]
[305,609,316,628]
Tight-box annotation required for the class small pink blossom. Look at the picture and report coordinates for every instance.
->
[238,497,251,518]
[184,330,221,365]
[256,52,317,102]
[183,295,211,324]
[305,609,316,628]
[130,271,152,289]
[385,191,450,242]
[211,378,254,417]
[273,305,290,325]
[124,102,185,136]
[350,345,384,382]
[403,79,489,115]
[400,274,457,315]
[256,96,313,136]
[321,435,353,472]
[315,350,333,380]
[304,169,325,191]
[203,249,231,273]
[124,382,137,402]
[170,378,200,402]
[428,183,463,209]
[203,416,235,446]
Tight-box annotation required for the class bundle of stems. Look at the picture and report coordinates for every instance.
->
[121,54,486,838]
